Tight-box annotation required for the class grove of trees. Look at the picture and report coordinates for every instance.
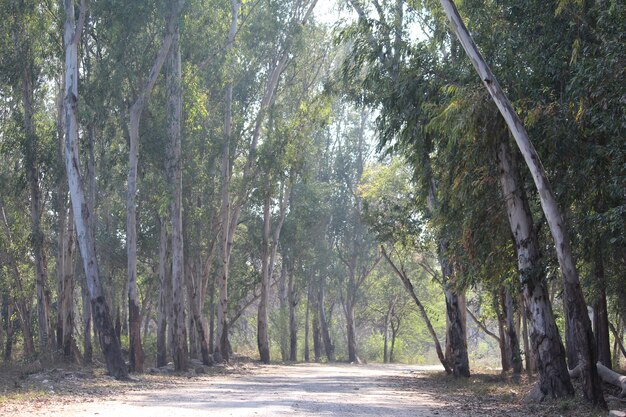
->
[0,0,623,407]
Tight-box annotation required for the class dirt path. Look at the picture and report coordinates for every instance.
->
[7,363,451,417]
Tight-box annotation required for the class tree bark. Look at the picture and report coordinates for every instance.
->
[312,293,322,362]
[63,0,127,379]
[278,263,289,361]
[496,137,572,398]
[156,216,170,367]
[166,27,188,372]
[609,322,626,364]
[495,289,511,372]
[3,300,14,361]
[215,0,241,363]
[61,206,76,360]
[288,267,298,362]
[593,252,611,368]
[520,295,535,373]
[318,283,335,362]
[504,289,522,374]
[304,284,311,362]
[81,278,92,364]
[439,0,603,405]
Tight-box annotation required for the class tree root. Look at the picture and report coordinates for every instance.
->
[569,362,626,397]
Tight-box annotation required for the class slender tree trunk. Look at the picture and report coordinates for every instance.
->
[312,296,322,362]
[215,0,241,363]
[63,0,127,379]
[0,204,36,357]
[55,90,68,351]
[383,300,394,364]
[345,298,358,363]
[156,217,170,367]
[62,206,75,360]
[318,284,335,362]
[496,138,572,398]
[288,268,298,362]
[440,0,603,405]
[257,196,272,364]
[81,276,93,364]
[495,290,511,372]
[381,247,451,373]
[125,0,183,373]
[3,301,14,361]
[278,262,289,361]
[390,321,398,363]
[421,137,469,377]
[208,271,216,355]
[505,289,522,374]
[593,251,611,368]
[166,28,188,372]
[188,261,211,365]
[304,283,311,362]
[521,295,535,373]
[21,60,53,352]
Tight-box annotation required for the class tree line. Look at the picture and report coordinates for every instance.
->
[0,0,624,407]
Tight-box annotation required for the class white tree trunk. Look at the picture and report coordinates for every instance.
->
[63,0,127,379]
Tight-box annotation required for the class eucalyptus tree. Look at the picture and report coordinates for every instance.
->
[62,0,127,379]
[0,0,57,353]
[437,0,606,404]
[340,0,470,376]
[213,0,319,362]
[331,108,382,363]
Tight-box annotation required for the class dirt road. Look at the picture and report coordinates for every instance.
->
[9,363,451,417]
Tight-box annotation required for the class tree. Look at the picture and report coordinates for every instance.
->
[62,0,127,379]
[438,0,604,404]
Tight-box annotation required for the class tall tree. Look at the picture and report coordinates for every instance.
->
[438,0,604,405]
[62,0,127,379]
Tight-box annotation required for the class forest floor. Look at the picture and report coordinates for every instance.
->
[0,358,620,416]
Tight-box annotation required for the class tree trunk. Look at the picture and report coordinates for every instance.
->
[215,0,241,363]
[593,252,611,368]
[21,59,53,352]
[62,207,76,360]
[496,137,572,398]
[383,300,394,364]
[257,196,272,364]
[312,297,322,362]
[504,289,522,374]
[188,260,211,365]
[278,263,289,361]
[81,277,93,364]
[440,0,603,405]
[318,284,335,362]
[1,204,36,358]
[495,290,511,372]
[382,246,451,373]
[288,268,298,362]
[166,27,188,372]
[3,300,14,361]
[156,217,170,367]
[345,299,358,363]
[63,0,127,379]
[442,257,469,377]
[521,295,535,373]
[304,285,311,362]
[609,321,626,366]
